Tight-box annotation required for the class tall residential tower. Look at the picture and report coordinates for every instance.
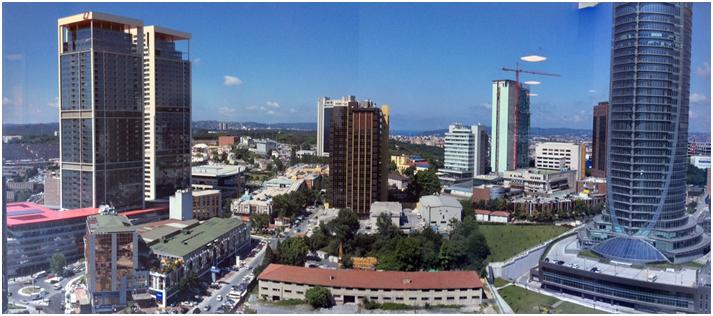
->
[490,80,530,174]
[58,12,145,210]
[142,26,192,201]
[328,100,389,216]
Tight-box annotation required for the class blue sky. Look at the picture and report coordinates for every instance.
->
[2,2,711,132]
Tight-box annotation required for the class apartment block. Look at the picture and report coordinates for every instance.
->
[490,80,530,174]
[591,101,608,178]
[535,142,586,179]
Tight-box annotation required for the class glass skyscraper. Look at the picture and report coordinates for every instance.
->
[582,2,709,263]
[58,13,145,211]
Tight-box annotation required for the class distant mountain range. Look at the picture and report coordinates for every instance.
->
[4,122,709,140]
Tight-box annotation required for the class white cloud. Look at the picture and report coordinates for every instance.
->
[689,110,697,119]
[695,62,711,78]
[246,105,258,110]
[267,110,276,115]
[192,57,202,64]
[690,93,708,103]
[480,102,492,109]
[289,108,297,113]
[218,106,236,116]
[5,54,23,61]
[2,97,11,105]
[48,97,59,108]
[266,101,280,108]
[223,75,243,86]
[588,89,597,93]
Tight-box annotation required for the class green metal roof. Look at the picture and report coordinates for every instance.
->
[149,217,245,259]
[91,214,134,234]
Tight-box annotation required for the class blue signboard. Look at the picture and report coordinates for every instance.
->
[155,291,163,302]
[210,266,221,274]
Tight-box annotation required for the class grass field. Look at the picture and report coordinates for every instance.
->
[493,277,511,288]
[479,224,571,262]
[499,285,606,314]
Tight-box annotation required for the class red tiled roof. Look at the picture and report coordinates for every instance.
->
[258,264,482,290]
[474,209,492,215]
[490,211,511,217]
[6,202,167,228]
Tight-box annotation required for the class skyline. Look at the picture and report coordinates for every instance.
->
[2,2,711,132]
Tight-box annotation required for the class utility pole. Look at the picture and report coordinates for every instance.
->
[501,63,560,169]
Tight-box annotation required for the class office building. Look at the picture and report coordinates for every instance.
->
[490,80,530,174]
[5,202,167,277]
[438,123,488,183]
[191,164,245,200]
[503,168,576,194]
[218,136,238,146]
[58,12,145,211]
[143,26,192,201]
[535,142,586,179]
[690,155,711,169]
[581,2,709,263]
[85,208,148,312]
[688,141,711,156]
[329,100,389,216]
[258,264,483,306]
[139,217,250,306]
[591,101,608,177]
[316,96,359,157]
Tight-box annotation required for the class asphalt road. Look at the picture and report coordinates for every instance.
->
[7,265,82,314]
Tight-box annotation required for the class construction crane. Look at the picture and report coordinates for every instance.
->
[501,62,560,169]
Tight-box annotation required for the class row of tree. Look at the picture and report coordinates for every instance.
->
[269,208,491,274]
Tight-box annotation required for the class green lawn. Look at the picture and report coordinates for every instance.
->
[493,277,511,288]
[479,224,571,262]
[499,285,606,314]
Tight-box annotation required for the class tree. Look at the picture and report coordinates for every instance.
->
[388,160,398,172]
[273,157,285,172]
[250,213,270,231]
[687,164,707,186]
[290,147,299,166]
[410,169,441,197]
[49,253,66,275]
[330,209,360,243]
[439,238,468,270]
[264,245,276,265]
[404,166,416,177]
[305,286,333,308]
[277,238,309,266]
[376,213,402,239]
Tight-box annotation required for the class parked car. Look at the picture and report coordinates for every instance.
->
[202,305,211,312]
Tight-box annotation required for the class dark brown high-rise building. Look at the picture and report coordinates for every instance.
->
[328,99,389,216]
[591,101,608,178]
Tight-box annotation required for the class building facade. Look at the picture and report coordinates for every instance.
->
[258,264,483,307]
[439,123,488,183]
[416,195,462,233]
[192,189,222,219]
[535,142,586,179]
[143,26,192,201]
[581,2,710,264]
[58,12,145,211]
[85,209,147,313]
[43,171,61,209]
[316,96,359,157]
[191,164,245,200]
[491,80,530,174]
[503,168,576,194]
[329,100,389,216]
[591,101,609,178]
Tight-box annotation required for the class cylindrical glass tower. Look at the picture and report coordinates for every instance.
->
[583,2,710,263]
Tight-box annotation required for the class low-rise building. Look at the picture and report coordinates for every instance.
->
[416,195,462,233]
[5,202,167,277]
[576,177,607,196]
[503,168,576,194]
[43,171,60,209]
[191,164,245,200]
[192,189,222,219]
[141,217,251,306]
[474,210,510,223]
[258,264,483,306]
[218,136,238,146]
[295,150,316,159]
[369,202,402,228]
[388,172,410,191]
[690,155,711,169]
[85,208,148,313]
[535,142,586,180]
[255,139,278,155]
[510,194,605,216]
[231,178,306,219]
